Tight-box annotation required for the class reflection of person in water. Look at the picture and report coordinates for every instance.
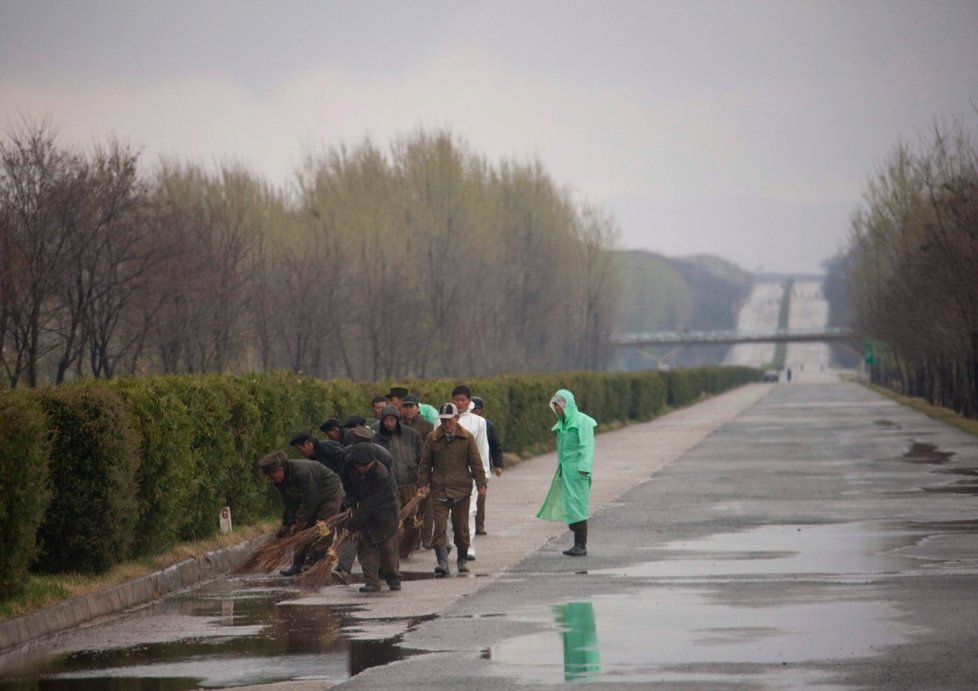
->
[554,602,600,682]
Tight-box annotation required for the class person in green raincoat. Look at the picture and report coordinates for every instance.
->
[536,388,596,556]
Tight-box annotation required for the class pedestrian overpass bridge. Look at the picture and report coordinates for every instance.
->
[610,327,854,348]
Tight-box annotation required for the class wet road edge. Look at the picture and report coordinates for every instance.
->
[0,538,261,652]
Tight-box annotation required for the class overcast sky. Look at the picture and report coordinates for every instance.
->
[2,0,976,274]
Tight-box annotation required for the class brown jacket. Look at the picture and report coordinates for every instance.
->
[417,424,487,500]
[403,413,434,443]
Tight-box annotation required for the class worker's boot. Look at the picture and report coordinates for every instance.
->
[280,550,307,576]
[457,554,469,573]
[563,521,588,556]
[434,546,450,577]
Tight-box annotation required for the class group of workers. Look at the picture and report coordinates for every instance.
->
[257,385,596,594]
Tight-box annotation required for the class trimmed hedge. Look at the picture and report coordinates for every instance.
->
[35,386,141,574]
[0,366,759,585]
[0,391,51,598]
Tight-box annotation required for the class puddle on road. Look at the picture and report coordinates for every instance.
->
[488,590,916,687]
[596,522,930,580]
[900,440,955,465]
[488,519,977,684]
[0,574,427,690]
[873,418,901,429]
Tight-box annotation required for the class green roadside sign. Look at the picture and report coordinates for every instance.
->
[864,339,875,366]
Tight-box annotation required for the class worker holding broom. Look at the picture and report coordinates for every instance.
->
[259,450,344,577]
[340,443,402,592]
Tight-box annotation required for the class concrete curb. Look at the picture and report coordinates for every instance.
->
[0,537,261,653]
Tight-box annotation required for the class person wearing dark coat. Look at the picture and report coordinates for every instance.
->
[290,432,346,474]
[402,394,436,548]
[259,451,344,576]
[341,443,402,592]
[333,428,397,581]
[374,404,423,557]
[471,396,504,535]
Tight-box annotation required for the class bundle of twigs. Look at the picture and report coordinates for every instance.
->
[397,492,426,559]
[297,492,427,589]
[296,527,352,590]
[233,509,352,574]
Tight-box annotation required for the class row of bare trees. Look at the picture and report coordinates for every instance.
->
[841,120,978,416]
[0,121,620,387]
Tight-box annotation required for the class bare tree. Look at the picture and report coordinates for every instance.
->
[0,120,87,386]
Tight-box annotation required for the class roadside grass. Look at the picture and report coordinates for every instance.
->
[863,383,978,438]
[0,520,276,621]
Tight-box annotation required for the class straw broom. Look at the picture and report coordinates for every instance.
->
[295,527,352,590]
[298,492,426,590]
[397,492,426,559]
[233,509,351,575]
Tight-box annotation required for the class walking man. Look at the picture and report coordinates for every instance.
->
[418,403,487,577]
[536,389,596,556]
[402,394,435,548]
[471,395,504,535]
[447,385,490,560]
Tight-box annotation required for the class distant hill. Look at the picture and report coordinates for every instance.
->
[611,250,754,370]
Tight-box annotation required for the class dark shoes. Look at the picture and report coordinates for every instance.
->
[387,581,401,591]
[475,529,487,535]
[562,544,587,556]
[331,569,352,585]
[434,546,449,577]
[359,584,381,593]
[457,557,470,573]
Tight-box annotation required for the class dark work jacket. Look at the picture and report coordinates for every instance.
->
[312,438,346,474]
[403,413,434,443]
[375,407,422,487]
[341,461,399,543]
[485,418,504,469]
[276,458,343,528]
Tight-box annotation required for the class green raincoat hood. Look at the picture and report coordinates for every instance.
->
[551,388,585,431]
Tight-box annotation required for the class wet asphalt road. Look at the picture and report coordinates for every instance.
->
[3,379,978,689]
[342,381,978,690]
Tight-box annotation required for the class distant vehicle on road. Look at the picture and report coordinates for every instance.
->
[762,369,779,382]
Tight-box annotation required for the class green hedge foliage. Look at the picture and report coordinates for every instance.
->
[0,366,759,585]
[0,391,51,598]
[35,386,141,574]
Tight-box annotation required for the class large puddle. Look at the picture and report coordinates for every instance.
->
[489,591,916,687]
[0,575,425,689]
[487,520,965,686]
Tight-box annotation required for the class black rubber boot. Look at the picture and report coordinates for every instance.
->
[563,521,588,556]
[434,546,449,577]
[457,555,469,573]
[280,551,307,576]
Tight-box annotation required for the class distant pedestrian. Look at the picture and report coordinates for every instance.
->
[418,403,487,577]
[374,404,423,557]
[471,395,504,535]
[537,389,596,556]
[368,395,388,432]
[319,418,344,444]
[402,394,435,548]
[290,432,345,474]
[443,384,490,560]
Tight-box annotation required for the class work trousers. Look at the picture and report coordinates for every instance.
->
[356,529,401,587]
[431,494,471,555]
